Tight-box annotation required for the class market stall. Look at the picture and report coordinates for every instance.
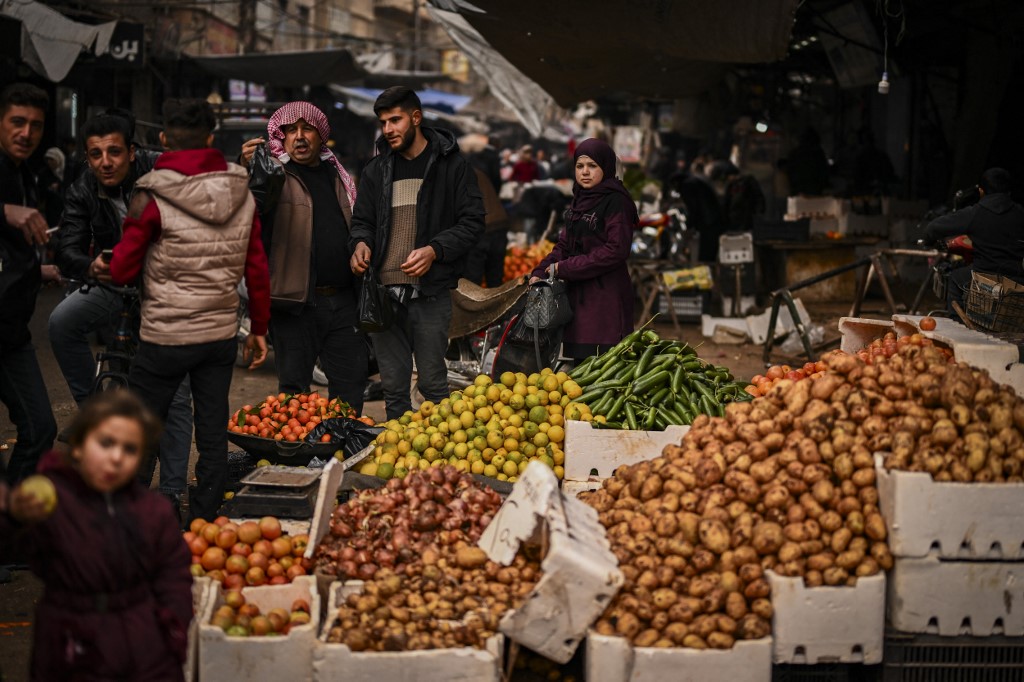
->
[177,311,1024,681]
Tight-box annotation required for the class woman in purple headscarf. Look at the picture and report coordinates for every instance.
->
[530,138,637,363]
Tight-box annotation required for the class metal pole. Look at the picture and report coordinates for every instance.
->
[412,0,421,72]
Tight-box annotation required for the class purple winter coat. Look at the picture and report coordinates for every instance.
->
[533,194,635,346]
[0,450,192,681]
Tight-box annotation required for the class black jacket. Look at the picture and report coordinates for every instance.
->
[0,153,42,349]
[925,193,1024,280]
[54,150,159,281]
[349,128,484,297]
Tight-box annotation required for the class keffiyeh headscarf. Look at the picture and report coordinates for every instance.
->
[267,101,357,207]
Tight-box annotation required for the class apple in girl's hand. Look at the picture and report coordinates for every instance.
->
[17,476,58,517]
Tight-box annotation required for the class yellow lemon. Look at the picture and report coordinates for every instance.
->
[473,374,493,387]
[471,460,485,475]
[542,374,559,392]
[460,411,475,429]
[553,465,564,480]
[529,406,549,424]
[359,462,378,476]
[484,464,498,477]
[502,460,519,477]
[500,371,517,387]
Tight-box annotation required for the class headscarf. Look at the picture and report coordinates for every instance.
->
[44,147,65,181]
[567,138,637,226]
[266,102,357,207]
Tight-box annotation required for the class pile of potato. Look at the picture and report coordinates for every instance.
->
[826,345,1024,482]
[324,546,541,652]
[582,350,900,649]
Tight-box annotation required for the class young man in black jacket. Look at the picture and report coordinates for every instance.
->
[350,87,484,418]
[0,83,57,484]
[49,113,194,514]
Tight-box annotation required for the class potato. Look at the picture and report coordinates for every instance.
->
[751,522,784,555]
[864,513,887,541]
[698,518,732,554]
[634,629,660,647]
[736,614,771,640]
[615,612,641,638]
[707,632,736,649]
[806,552,835,572]
[682,634,708,649]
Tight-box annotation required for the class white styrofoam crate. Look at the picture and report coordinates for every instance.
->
[199,576,320,682]
[888,556,1024,636]
[561,479,602,498]
[185,577,213,682]
[891,314,1024,397]
[837,317,894,354]
[480,462,623,663]
[875,453,1024,560]
[585,632,772,682]
[787,196,849,219]
[767,571,885,664]
[314,581,503,682]
[564,420,689,482]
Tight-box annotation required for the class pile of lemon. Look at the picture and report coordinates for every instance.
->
[359,369,591,483]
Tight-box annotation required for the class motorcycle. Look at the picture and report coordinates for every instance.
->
[632,207,698,263]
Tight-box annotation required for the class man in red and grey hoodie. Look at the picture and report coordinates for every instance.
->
[110,98,270,522]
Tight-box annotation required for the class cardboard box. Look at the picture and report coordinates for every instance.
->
[313,581,504,682]
[198,576,320,682]
[888,556,1024,636]
[564,420,689,482]
[767,571,885,664]
[875,453,1024,560]
[479,461,623,663]
[585,632,772,682]
[837,316,894,354]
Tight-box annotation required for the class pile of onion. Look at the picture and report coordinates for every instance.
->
[314,467,503,581]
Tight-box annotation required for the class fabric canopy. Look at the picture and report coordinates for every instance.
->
[432,0,798,105]
[190,49,364,87]
[0,0,116,82]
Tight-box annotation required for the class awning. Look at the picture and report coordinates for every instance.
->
[329,84,487,134]
[430,0,798,105]
[0,0,116,82]
[340,86,471,114]
[189,49,365,87]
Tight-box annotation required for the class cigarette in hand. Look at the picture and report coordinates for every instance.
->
[46,226,59,234]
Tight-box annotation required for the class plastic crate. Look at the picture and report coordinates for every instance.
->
[226,449,257,493]
[772,663,882,682]
[882,630,1024,682]
[656,290,709,321]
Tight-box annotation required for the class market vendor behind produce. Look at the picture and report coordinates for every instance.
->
[530,138,636,364]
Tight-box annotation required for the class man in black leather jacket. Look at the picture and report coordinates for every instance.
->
[49,113,194,515]
[926,167,1024,310]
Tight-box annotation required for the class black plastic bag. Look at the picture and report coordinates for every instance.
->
[357,264,395,333]
[307,417,384,458]
[248,143,285,215]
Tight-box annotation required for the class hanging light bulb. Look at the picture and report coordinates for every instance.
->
[877,71,890,95]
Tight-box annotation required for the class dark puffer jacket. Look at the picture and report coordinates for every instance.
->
[925,192,1024,281]
[349,127,484,297]
[0,450,193,681]
[55,150,159,281]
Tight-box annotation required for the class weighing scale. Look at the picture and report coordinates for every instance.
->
[221,465,323,518]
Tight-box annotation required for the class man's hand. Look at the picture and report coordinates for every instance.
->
[41,264,62,284]
[351,242,372,275]
[3,205,48,246]
[243,334,268,369]
[401,246,437,278]
[88,254,113,282]
[240,137,266,167]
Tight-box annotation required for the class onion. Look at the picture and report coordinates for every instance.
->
[357,562,378,580]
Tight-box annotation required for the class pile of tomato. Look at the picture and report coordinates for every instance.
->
[227,392,368,443]
[855,330,954,365]
[746,360,829,397]
[503,240,554,282]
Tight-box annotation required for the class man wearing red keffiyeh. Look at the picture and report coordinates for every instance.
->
[244,101,367,414]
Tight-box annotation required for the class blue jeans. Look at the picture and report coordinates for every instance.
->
[0,342,57,483]
[370,290,451,419]
[49,286,193,494]
[270,290,368,414]
[130,338,235,523]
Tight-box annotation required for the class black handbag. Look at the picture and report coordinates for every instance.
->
[357,265,394,333]
[510,266,573,370]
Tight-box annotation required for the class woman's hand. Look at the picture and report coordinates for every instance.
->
[529,276,542,285]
